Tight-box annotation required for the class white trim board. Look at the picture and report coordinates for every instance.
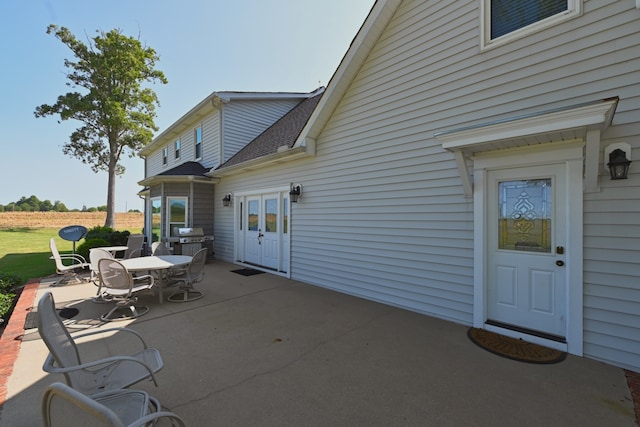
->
[435,98,618,196]
[472,142,584,356]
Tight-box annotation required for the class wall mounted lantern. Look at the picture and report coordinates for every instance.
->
[289,184,302,203]
[222,193,232,207]
[604,143,632,180]
[607,149,631,180]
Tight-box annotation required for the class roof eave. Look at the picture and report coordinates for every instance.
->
[137,175,219,187]
[293,0,402,148]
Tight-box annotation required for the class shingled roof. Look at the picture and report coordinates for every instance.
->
[157,161,209,177]
[216,89,324,170]
[137,161,214,187]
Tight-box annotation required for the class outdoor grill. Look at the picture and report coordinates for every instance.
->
[167,227,214,257]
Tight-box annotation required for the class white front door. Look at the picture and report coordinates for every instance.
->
[241,192,287,272]
[486,164,567,339]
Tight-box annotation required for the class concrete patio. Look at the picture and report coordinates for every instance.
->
[0,260,636,426]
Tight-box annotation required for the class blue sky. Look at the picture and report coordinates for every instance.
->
[0,0,374,211]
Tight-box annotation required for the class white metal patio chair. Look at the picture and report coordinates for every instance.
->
[98,258,155,321]
[42,382,185,427]
[89,248,115,302]
[151,241,170,255]
[49,238,90,284]
[167,248,207,303]
[119,234,145,259]
[37,292,163,395]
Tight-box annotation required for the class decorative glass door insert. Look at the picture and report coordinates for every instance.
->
[498,179,552,253]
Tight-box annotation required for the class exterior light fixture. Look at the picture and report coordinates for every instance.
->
[604,143,632,181]
[607,148,631,180]
[289,184,302,203]
[222,193,232,207]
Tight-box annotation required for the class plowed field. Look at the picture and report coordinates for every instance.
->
[0,212,144,231]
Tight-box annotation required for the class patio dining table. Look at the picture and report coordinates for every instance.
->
[119,255,192,303]
[95,245,128,256]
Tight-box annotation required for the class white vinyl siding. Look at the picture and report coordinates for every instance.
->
[202,113,221,168]
[369,0,640,371]
[216,0,639,371]
[360,0,639,371]
[144,99,299,175]
[222,99,300,164]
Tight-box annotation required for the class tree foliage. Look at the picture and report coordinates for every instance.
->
[0,195,69,212]
[34,25,167,228]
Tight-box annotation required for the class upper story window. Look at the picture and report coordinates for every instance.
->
[174,139,181,159]
[482,0,581,49]
[162,146,168,165]
[194,126,202,160]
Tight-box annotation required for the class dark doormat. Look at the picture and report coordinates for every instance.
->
[468,327,566,364]
[23,308,80,330]
[231,268,264,277]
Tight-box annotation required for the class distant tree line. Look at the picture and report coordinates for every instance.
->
[0,195,107,212]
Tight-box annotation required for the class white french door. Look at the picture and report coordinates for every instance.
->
[240,191,289,272]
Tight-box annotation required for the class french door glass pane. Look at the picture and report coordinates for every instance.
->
[498,178,552,253]
[248,200,259,231]
[264,198,277,232]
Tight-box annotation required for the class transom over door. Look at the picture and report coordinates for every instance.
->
[487,164,567,339]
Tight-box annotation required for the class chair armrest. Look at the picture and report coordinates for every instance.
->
[42,353,159,386]
[71,327,150,349]
[132,274,155,287]
[130,412,186,427]
[128,248,143,258]
[59,253,87,263]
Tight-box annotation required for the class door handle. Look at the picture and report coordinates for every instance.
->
[258,229,263,245]
[556,260,564,267]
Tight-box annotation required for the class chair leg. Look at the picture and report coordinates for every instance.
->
[55,271,85,287]
[91,282,113,304]
[101,301,150,321]
[167,286,204,303]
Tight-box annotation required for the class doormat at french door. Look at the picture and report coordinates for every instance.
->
[467,328,566,364]
[231,268,264,277]
[23,308,79,330]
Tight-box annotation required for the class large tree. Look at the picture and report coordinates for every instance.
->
[35,25,167,228]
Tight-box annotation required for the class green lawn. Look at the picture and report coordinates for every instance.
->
[0,228,81,283]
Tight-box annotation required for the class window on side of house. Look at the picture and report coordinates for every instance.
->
[482,0,580,49]
[162,146,168,166]
[150,197,162,241]
[167,197,188,236]
[194,126,202,160]
[174,140,180,159]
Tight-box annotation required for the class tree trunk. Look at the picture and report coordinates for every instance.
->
[104,151,117,229]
